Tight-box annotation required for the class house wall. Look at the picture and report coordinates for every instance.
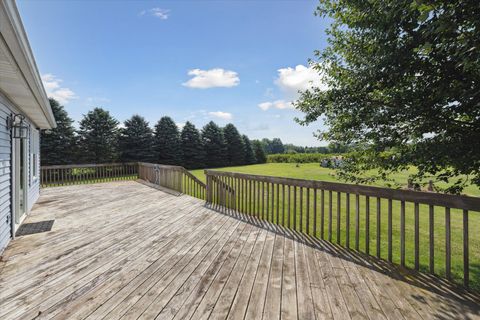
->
[0,92,40,255]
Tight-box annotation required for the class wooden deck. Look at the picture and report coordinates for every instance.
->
[0,181,478,319]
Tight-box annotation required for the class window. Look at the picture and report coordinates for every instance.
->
[30,128,39,183]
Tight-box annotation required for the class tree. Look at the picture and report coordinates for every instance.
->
[40,98,77,165]
[153,116,182,165]
[202,121,227,168]
[77,107,119,163]
[242,135,256,164]
[270,138,285,154]
[253,140,267,163]
[180,121,205,169]
[223,123,245,165]
[295,0,480,193]
[119,115,153,162]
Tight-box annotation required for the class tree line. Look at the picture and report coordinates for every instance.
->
[41,99,267,168]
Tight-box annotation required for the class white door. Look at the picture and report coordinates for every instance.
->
[13,137,27,229]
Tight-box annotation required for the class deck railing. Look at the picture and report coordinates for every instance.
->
[41,163,138,187]
[205,170,480,288]
[41,162,206,200]
[138,162,206,199]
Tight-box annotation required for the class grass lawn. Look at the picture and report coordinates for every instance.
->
[190,163,480,290]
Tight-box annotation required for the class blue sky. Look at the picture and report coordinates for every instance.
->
[18,0,329,146]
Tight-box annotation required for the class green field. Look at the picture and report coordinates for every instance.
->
[190,163,480,197]
[190,163,480,290]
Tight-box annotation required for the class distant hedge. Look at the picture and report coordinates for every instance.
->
[267,153,342,163]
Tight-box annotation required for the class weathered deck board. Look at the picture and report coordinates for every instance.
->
[0,181,478,320]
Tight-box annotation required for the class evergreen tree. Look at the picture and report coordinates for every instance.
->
[40,98,77,165]
[77,107,119,163]
[202,121,227,168]
[223,123,245,166]
[153,116,182,165]
[253,140,267,164]
[243,135,256,164]
[119,115,154,162]
[180,121,205,169]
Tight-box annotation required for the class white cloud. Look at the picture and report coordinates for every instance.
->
[176,122,186,129]
[41,74,77,104]
[183,68,239,89]
[86,96,110,105]
[258,100,293,111]
[140,8,170,19]
[208,111,233,120]
[275,64,326,98]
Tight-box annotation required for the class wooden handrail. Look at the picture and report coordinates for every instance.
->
[42,162,137,169]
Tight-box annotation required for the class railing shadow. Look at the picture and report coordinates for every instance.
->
[204,202,480,317]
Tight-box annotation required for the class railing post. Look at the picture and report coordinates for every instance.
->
[205,170,211,204]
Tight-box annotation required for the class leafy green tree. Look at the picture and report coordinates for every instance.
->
[295,0,480,193]
[77,107,119,163]
[202,121,227,168]
[223,123,246,165]
[242,135,256,164]
[261,138,285,154]
[119,115,153,162]
[270,138,285,154]
[40,98,77,165]
[153,116,182,165]
[180,121,205,169]
[253,140,267,163]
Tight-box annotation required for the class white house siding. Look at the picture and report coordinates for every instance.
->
[0,95,13,254]
[0,93,40,254]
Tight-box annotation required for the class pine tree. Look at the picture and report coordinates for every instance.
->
[40,98,77,165]
[119,115,154,162]
[242,135,256,164]
[77,107,119,163]
[202,121,227,168]
[153,116,182,165]
[223,123,245,166]
[253,140,267,164]
[180,121,205,169]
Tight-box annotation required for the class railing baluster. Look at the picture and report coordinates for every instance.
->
[366,196,370,255]
[346,193,350,248]
[300,187,303,232]
[414,202,420,270]
[328,190,333,242]
[401,200,406,267]
[388,199,393,262]
[429,205,434,273]
[445,207,451,280]
[276,183,280,224]
[293,186,297,230]
[355,194,360,251]
[337,192,341,244]
[376,197,381,258]
[282,184,285,226]
[313,188,317,237]
[271,183,275,222]
[463,209,469,287]
[321,189,325,239]
[306,188,310,235]
[287,185,291,228]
